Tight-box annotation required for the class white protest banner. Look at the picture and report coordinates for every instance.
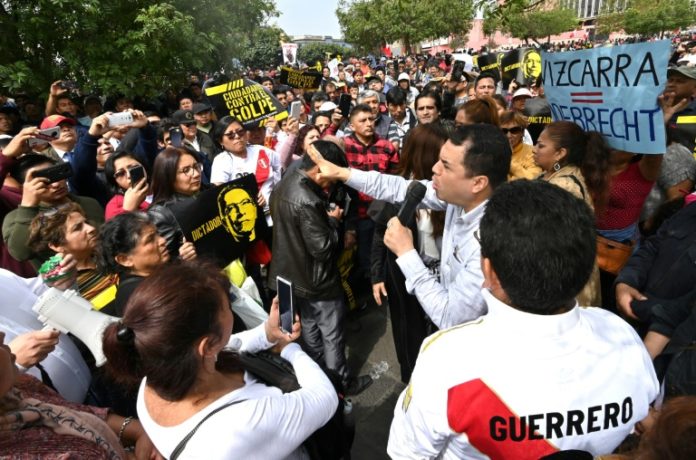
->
[282,43,297,65]
[542,41,670,154]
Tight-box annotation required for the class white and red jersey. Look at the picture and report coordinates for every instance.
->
[387,289,659,459]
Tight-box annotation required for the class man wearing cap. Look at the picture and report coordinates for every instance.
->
[665,65,696,152]
[510,87,535,146]
[172,109,218,164]
[193,102,215,135]
[398,73,419,106]
[343,64,355,83]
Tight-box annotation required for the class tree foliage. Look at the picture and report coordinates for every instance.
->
[507,9,578,43]
[239,26,290,69]
[597,0,696,38]
[337,0,475,54]
[0,0,277,96]
[480,1,578,43]
[297,43,353,66]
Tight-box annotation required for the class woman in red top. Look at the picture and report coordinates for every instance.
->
[597,151,662,310]
[103,151,151,220]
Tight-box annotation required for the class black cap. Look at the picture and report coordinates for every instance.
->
[172,109,196,125]
[192,102,212,114]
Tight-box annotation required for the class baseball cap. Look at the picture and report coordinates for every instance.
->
[172,109,196,125]
[40,115,76,130]
[192,103,212,114]
[397,73,410,82]
[318,101,338,112]
[512,88,533,99]
[667,65,696,80]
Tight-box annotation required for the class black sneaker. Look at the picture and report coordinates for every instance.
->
[344,375,373,396]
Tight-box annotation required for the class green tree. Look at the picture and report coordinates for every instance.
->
[597,0,696,38]
[479,0,578,44]
[239,26,290,69]
[337,0,475,55]
[297,43,353,66]
[506,9,579,44]
[0,0,277,96]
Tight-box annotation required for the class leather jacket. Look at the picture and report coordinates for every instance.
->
[147,194,193,259]
[269,169,343,300]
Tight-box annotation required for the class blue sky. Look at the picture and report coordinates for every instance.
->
[273,0,342,38]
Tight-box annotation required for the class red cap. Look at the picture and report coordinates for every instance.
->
[40,115,76,130]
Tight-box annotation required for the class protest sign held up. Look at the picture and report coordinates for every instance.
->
[174,174,267,267]
[204,78,287,126]
[542,40,670,154]
[501,48,542,87]
[279,66,322,89]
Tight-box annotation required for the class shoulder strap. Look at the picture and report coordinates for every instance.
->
[170,399,246,460]
[560,174,586,199]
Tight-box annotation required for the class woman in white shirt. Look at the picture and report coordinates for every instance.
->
[102,260,338,459]
[211,117,282,226]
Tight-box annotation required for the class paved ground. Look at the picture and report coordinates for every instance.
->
[344,299,406,459]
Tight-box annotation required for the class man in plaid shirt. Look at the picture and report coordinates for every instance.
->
[343,103,400,300]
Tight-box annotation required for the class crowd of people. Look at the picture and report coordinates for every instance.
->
[1,34,696,459]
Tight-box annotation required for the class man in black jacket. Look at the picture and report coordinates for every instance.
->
[269,140,372,395]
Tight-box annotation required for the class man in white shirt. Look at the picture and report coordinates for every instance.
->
[308,124,511,329]
[387,180,659,459]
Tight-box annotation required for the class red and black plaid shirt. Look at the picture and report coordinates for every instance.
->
[343,133,399,218]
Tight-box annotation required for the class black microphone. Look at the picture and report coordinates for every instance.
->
[397,182,427,227]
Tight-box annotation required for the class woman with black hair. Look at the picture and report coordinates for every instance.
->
[147,146,201,259]
[103,151,151,220]
[98,212,171,316]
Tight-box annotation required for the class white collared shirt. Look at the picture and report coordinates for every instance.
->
[346,169,487,329]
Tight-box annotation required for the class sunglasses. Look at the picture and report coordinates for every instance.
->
[224,129,246,139]
[501,127,523,135]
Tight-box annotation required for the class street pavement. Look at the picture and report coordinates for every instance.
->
[345,299,406,459]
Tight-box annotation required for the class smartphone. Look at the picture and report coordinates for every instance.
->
[169,127,183,148]
[127,165,145,187]
[33,162,73,183]
[59,80,78,90]
[452,61,465,82]
[289,100,302,119]
[338,93,352,118]
[28,127,61,147]
[107,111,134,127]
[276,276,294,334]
[34,127,61,142]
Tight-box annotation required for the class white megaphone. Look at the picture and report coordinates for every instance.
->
[32,288,118,366]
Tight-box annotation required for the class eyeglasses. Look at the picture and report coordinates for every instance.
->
[178,163,203,176]
[224,129,246,139]
[500,127,523,135]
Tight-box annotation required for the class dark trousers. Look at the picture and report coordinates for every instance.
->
[296,296,349,384]
[354,218,375,296]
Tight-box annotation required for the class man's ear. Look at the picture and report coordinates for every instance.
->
[482,256,509,304]
[472,175,490,194]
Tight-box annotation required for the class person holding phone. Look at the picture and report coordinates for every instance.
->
[3,154,103,270]
[103,260,337,459]
[103,151,152,219]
